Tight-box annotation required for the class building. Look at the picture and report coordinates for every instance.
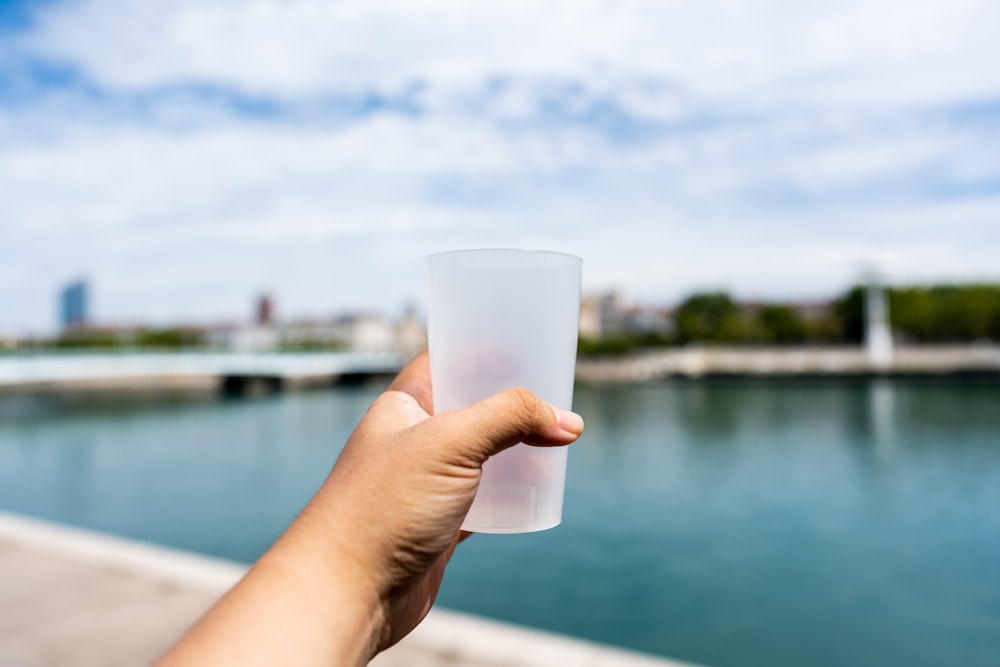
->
[280,309,426,355]
[209,325,281,352]
[256,294,274,326]
[327,313,396,353]
[579,291,635,340]
[193,293,425,355]
[60,280,89,331]
[394,306,427,357]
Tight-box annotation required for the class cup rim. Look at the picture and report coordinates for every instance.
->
[424,248,581,267]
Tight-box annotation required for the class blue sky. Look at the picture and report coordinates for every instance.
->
[1,0,999,334]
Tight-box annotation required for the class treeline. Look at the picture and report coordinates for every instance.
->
[50,327,207,350]
[579,283,1000,356]
[836,284,1000,343]
[12,328,349,352]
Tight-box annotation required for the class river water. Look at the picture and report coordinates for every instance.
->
[1,378,998,667]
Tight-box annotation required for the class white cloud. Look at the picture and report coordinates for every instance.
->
[1,0,998,333]
[18,0,1000,108]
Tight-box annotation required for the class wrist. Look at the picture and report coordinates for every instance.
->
[259,506,388,665]
[257,556,384,665]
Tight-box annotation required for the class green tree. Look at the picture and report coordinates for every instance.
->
[891,284,1000,342]
[674,292,741,344]
[136,328,206,349]
[577,334,639,357]
[832,286,865,343]
[55,330,119,349]
[754,305,806,344]
[832,283,1000,343]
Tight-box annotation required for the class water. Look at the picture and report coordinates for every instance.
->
[1,378,998,667]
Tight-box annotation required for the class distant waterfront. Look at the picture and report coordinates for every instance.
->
[2,345,999,396]
[575,344,1000,382]
[1,377,998,667]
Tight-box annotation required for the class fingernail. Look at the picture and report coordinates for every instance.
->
[551,405,584,435]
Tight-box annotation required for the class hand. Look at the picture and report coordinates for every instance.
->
[157,350,584,667]
[309,349,585,651]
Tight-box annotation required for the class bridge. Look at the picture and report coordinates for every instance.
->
[0,351,407,395]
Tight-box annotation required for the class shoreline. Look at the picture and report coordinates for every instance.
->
[0,345,998,395]
[575,343,1000,383]
[0,510,699,667]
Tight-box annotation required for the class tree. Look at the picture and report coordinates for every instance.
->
[891,284,1000,342]
[755,305,806,344]
[674,292,741,344]
[832,283,1000,343]
[832,287,865,343]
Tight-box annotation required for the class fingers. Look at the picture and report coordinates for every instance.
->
[423,386,584,465]
[384,352,584,466]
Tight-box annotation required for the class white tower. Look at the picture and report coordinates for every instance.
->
[863,268,893,370]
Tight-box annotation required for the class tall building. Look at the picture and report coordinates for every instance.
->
[60,280,89,331]
[256,294,274,326]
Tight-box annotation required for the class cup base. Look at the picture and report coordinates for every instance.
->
[460,518,562,534]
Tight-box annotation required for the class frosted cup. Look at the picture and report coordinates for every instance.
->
[425,249,582,533]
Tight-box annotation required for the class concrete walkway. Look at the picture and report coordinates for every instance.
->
[0,511,697,667]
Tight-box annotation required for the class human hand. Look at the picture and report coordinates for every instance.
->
[305,349,585,653]
[158,350,584,667]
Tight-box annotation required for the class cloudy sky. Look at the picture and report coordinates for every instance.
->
[1,0,998,334]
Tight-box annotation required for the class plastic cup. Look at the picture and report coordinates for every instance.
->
[425,249,582,533]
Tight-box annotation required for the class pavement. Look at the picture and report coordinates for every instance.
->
[0,511,697,667]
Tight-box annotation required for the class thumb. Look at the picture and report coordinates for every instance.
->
[424,387,584,466]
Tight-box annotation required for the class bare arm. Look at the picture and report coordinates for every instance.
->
[156,351,584,666]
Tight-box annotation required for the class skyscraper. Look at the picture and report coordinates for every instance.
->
[60,280,89,331]
[256,293,274,326]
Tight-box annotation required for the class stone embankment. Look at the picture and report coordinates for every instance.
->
[575,344,1000,383]
[0,511,699,667]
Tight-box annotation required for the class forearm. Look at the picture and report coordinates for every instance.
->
[154,353,583,666]
[156,505,384,667]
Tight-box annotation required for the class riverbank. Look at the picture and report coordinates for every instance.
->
[0,351,403,395]
[575,344,1000,383]
[0,510,698,667]
[2,345,998,395]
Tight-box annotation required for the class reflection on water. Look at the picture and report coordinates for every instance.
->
[869,379,896,459]
[1,378,999,667]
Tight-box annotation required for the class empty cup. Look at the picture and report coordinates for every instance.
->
[425,249,582,533]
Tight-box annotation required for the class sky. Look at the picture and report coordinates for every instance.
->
[1,0,999,334]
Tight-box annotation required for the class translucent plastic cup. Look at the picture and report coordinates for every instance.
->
[425,249,582,533]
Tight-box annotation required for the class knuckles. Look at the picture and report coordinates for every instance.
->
[499,386,548,441]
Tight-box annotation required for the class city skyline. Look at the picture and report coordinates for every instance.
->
[2,0,999,335]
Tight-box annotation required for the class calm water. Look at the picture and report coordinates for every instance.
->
[1,379,998,667]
